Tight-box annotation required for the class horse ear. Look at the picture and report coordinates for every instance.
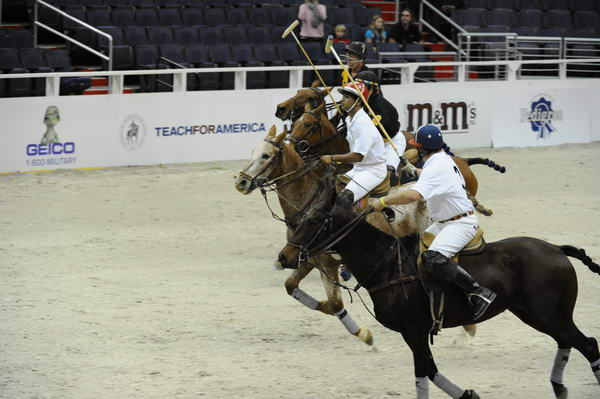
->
[267,124,276,138]
[274,131,286,145]
[320,87,333,97]
[313,101,325,115]
[310,80,320,89]
[303,102,312,112]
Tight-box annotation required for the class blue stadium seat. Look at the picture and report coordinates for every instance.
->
[484,9,517,27]
[227,8,250,25]
[227,0,254,6]
[516,9,544,27]
[112,8,136,27]
[546,0,570,10]
[302,41,330,64]
[489,0,518,9]
[183,0,205,7]
[86,8,112,27]
[269,6,295,26]
[516,0,543,10]
[464,0,487,9]
[543,9,573,29]
[136,8,160,26]
[204,9,228,26]
[571,0,599,12]
[208,44,238,89]
[200,27,224,45]
[573,11,600,29]
[79,0,106,8]
[106,0,134,7]
[62,6,86,31]
[184,44,213,66]
[0,30,10,48]
[356,7,382,27]
[147,26,176,44]
[270,25,286,42]
[158,8,183,26]
[181,8,205,25]
[19,48,52,96]
[174,26,200,45]
[276,42,306,65]
[132,0,156,8]
[347,24,365,42]
[0,48,31,97]
[124,26,151,46]
[453,9,484,27]
[7,29,33,48]
[156,0,184,7]
[223,26,247,44]
[247,7,272,25]
[247,26,271,44]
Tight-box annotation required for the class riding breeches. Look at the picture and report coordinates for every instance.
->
[425,214,479,258]
[344,163,387,203]
[384,133,407,169]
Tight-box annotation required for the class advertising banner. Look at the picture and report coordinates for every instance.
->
[490,87,591,148]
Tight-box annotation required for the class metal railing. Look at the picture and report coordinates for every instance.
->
[419,0,466,55]
[34,0,113,70]
[1,59,599,97]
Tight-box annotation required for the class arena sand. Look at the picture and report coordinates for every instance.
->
[1,142,599,399]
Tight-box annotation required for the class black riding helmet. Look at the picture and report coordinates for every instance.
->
[355,70,379,88]
[342,41,367,60]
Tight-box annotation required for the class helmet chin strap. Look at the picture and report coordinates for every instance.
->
[344,97,360,114]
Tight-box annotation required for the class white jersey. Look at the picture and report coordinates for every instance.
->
[345,108,386,167]
[412,151,474,222]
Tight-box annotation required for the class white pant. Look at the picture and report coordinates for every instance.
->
[384,133,407,169]
[344,163,387,203]
[425,214,479,258]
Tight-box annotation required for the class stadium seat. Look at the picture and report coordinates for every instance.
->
[247,26,271,44]
[19,48,52,96]
[356,7,382,27]
[269,7,295,26]
[484,9,517,27]
[516,0,543,10]
[86,8,112,27]
[112,8,136,27]
[546,0,570,10]
[227,0,254,6]
[227,8,250,25]
[174,26,200,45]
[0,48,31,97]
[132,0,156,8]
[62,6,86,31]
[571,0,599,12]
[106,0,134,7]
[573,11,600,29]
[208,44,238,89]
[136,8,161,26]
[181,8,205,26]
[159,43,197,90]
[452,9,484,27]
[158,8,183,26]
[183,0,205,7]
[156,0,184,7]
[302,41,330,64]
[204,9,228,26]
[124,26,151,46]
[544,9,573,29]
[270,25,286,42]
[464,0,487,10]
[223,26,247,44]
[516,9,544,28]
[247,8,272,25]
[200,27,224,45]
[347,24,365,42]
[147,26,176,44]
[79,0,106,8]
[276,42,305,65]
[7,29,33,48]
[0,30,10,48]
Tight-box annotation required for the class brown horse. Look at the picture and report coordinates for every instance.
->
[278,168,600,399]
[289,101,504,216]
[234,125,373,346]
[275,81,331,122]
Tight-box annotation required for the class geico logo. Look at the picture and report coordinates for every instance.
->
[26,142,76,156]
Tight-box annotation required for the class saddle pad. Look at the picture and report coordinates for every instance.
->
[335,172,390,198]
[418,227,485,265]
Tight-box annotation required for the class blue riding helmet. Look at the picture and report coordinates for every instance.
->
[409,124,444,150]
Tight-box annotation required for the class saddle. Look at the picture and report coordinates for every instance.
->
[417,227,486,267]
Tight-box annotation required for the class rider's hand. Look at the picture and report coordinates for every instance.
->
[369,198,386,212]
[320,155,333,165]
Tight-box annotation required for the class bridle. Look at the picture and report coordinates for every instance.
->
[288,110,324,155]
[238,138,284,191]
[285,88,325,123]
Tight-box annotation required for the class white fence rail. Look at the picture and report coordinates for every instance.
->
[1,59,599,97]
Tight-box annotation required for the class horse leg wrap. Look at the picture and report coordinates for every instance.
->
[591,358,600,384]
[416,377,429,399]
[550,348,571,385]
[431,372,465,399]
[334,308,360,335]
[291,288,319,310]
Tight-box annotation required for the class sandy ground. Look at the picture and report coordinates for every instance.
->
[1,142,599,399]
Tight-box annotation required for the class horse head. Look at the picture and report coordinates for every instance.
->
[275,81,332,121]
[235,125,287,195]
[277,166,338,269]
[287,101,328,154]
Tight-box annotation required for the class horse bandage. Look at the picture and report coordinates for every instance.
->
[335,308,360,335]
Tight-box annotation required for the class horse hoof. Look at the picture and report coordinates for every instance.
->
[551,381,568,398]
[463,324,477,337]
[355,327,374,346]
[459,389,480,399]
[483,209,493,217]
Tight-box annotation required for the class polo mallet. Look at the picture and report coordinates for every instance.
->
[282,20,343,116]
[325,35,401,158]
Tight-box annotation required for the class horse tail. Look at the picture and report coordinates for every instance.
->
[464,157,507,174]
[559,245,600,275]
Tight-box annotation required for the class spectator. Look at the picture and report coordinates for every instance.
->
[364,15,388,45]
[333,24,351,45]
[389,8,423,46]
[298,0,327,42]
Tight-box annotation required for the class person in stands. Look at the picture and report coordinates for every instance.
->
[298,0,327,42]
[389,8,423,46]
[333,24,351,45]
[364,15,388,45]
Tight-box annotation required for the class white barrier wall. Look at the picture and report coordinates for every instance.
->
[1,78,599,173]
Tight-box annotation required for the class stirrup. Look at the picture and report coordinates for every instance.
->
[468,289,497,320]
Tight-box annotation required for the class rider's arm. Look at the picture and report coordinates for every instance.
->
[321,152,363,164]
[371,189,422,211]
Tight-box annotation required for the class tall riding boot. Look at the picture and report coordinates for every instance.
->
[453,266,497,320]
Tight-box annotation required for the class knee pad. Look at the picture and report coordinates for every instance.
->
[336,189,354,209]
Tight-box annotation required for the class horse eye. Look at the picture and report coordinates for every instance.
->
[304,122,311,128]
[262,154,270,160]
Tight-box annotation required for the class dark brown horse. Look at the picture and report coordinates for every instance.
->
[278,168,600,399]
